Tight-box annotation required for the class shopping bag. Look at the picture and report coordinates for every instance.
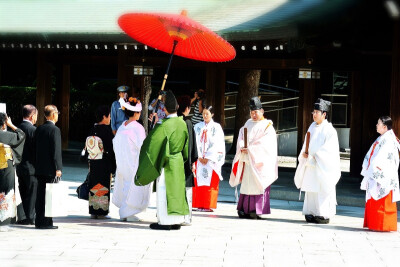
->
[45,181,68,217]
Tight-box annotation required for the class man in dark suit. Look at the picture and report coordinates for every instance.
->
[16,105,38,225]
[35,105,62,229]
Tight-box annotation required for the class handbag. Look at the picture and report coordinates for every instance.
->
[45,177,68,217]
[76,173,90,200]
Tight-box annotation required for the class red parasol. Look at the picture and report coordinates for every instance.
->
[118,10,236,127]
[118,10,236,63]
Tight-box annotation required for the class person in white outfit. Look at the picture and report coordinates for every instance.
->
[112,97,151,221]
[294,98,341,224]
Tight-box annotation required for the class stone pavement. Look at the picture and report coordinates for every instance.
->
[1,182,400,266]
[1,152,399,266]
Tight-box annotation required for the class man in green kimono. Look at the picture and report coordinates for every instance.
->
[135,90,189,230]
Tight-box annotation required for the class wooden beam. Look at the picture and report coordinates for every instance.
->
[117,48,128,86]
[36,51,52,125]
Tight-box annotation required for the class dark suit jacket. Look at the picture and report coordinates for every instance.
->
[35,121,62,177]
[16,120,36,176]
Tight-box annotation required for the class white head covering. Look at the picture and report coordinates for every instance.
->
[119,98,142,112]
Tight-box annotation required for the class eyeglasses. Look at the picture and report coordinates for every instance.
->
[311,111,321,115]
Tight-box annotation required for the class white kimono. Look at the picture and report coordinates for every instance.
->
[294,120,341,218]
[112,121,152,219]
[360,129,400,202]
[194,119,225,186]
[229,119,278,194]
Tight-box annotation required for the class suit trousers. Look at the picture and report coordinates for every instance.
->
[35,176,54,227]
[17,172,38,222]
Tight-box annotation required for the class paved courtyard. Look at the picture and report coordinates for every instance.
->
[1,179,399,267]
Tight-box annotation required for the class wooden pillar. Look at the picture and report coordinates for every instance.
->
[206,65,226,126]
[135,76,151,134]
[390,21,400,136]
[117,48,128,86]
[36,51,52,125]
[215,68,226,127]
[56,64,70,150]
[349,71,363,176]
[297,79,316,155]
[206,64,217,111]
[229,69,261,154]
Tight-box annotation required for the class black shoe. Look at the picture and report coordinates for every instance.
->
[237,210,250,219]
[305,215,316,223]
[35,225,58,229]
[249,213,264,220]
[149,223,181,230]
[17,219,34,225]
[314,216,330,224]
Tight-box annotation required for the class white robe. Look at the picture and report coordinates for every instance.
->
[194,119,225,186]
[112,121,152,219]
[294,120,341,218]
[229,119,278,195]
[360,129,400,202]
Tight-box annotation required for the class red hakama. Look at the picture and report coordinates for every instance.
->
[192,170,220,209]
[364,191,397,232]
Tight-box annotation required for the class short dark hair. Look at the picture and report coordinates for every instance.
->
[95,105,110,123]
[22,104,37,119]
[0,112,6,126]
[197,89,205,99]
[177,95,191,116]
[379,116,392,130]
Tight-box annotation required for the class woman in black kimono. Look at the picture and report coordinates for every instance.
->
[86,106,116,219]
[177,95,198,225]
[0,113,25,231]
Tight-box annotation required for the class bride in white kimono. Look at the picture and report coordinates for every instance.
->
[112,98,151,221]
[193,105,225,211]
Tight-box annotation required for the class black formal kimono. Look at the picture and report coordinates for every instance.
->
[86,124,116,216]
[183,116,198,187]
[0,128,25,227]
[16,120,37,224]
[34,121,62,228]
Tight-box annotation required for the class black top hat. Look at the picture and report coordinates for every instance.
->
[117,85,129,92]
[164,90,178,112]
[314,98,331,112]
[249,97,262,111]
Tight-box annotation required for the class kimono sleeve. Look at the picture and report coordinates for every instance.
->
[204,123,225,165]
[0,129,26,164]
[135,125,168,186]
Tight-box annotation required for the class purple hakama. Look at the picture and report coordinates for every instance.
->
[237,186,271,215]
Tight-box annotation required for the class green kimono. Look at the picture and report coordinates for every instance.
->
[135,116,189,215]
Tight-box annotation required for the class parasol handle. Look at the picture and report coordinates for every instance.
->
[150,40,178,129]
[159,40,178,94]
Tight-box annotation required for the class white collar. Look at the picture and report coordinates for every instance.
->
[167,113,177,118]
[23,119,33,125]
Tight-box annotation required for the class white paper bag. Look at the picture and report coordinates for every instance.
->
[45,182,68,217]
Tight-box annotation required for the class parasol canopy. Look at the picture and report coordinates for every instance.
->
[118,10,236,62]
